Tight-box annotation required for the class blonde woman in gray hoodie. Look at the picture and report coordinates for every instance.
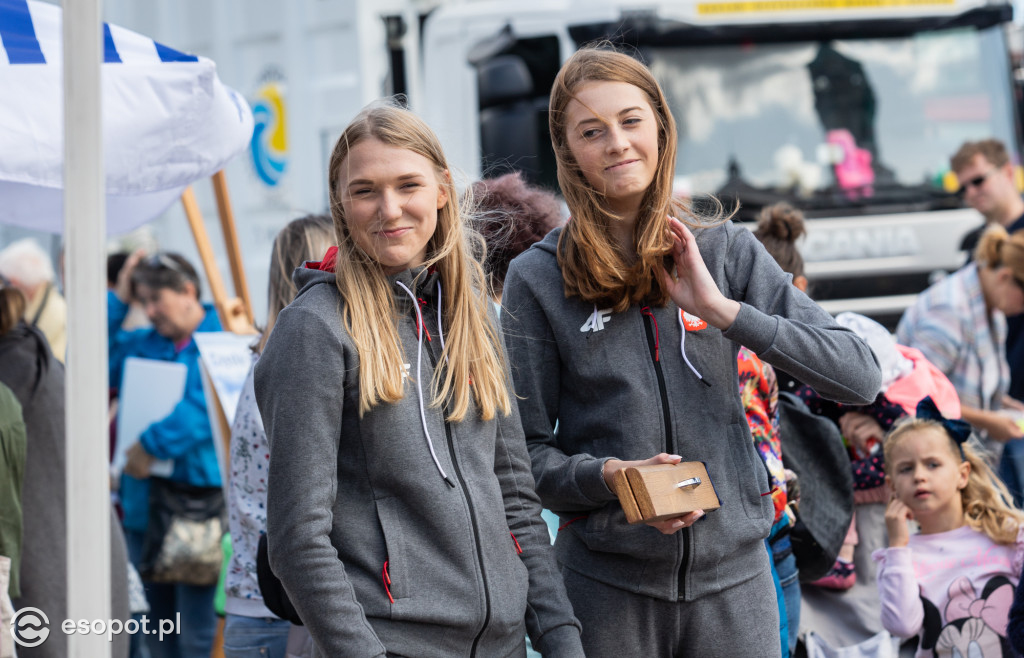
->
[254,102,583,658]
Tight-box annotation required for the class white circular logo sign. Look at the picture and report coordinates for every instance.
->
[11,606,50,647]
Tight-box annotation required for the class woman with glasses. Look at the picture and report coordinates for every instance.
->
[253,102,583,657]
[109,250,222,658]
[897,226,1024,491]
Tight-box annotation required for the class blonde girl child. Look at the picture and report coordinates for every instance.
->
[253,102,584,657]
[500,46,882,657]
[875,396,1024,657]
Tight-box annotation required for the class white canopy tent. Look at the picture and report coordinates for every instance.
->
[0,0,253,654]
[0,0,253,235]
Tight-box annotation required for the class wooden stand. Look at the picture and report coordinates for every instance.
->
[180,176,256,336]
[611,462,721,524]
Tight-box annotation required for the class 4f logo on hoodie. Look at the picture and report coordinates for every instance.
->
[580,308,613,333]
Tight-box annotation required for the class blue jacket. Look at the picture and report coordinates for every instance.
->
[108,290,223,531]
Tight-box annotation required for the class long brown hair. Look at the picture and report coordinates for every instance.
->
[549,46,726,312]
[327,101,510,421]
[0,283,25,336]
[885,418,1024,545]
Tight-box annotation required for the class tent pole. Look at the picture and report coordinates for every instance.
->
[211,171,254,325]
[181,186,253,334]
[63,0,111,655]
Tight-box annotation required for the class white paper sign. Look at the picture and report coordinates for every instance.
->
[113,357,185,478]
[194,332,256,427]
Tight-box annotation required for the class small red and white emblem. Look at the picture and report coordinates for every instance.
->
[681,311,707,332]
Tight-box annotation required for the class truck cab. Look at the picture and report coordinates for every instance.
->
[420,0,1022,326]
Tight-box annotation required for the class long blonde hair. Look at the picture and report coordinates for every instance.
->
[548,46,728,312]
[884,418,1024,545]
[256,214,335,354]
[327,102,510,421]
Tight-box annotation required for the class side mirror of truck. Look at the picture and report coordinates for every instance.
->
[477,55,544,181]
[477,55,533,107]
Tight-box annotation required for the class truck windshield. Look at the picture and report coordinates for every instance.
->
[647,25,1018,216]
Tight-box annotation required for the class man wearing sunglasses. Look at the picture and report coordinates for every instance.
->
[952,139,1024,259]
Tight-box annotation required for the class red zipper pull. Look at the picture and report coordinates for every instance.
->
[382,560,394,604]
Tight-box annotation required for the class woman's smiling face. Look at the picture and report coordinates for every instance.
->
[564,80,660,215]
[338,138,448,274]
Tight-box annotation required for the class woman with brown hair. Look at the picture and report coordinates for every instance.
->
[254,102,583,657]
[501,46,882,656]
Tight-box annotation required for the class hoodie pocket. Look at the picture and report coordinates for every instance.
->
[486,532,531,638]
[376,497,409,601]
[727,422,773,521]
[582,501,662,561]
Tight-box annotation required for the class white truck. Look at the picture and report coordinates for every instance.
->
[419,0,1021,325]
[101,0,1020,326]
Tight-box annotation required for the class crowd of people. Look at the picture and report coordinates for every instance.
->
[6,45,1024,658]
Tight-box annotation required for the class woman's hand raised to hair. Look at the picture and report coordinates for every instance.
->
[661,217,740,330]
[602,452,705,535]
[114,248,147,304]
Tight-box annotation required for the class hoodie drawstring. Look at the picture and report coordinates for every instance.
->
[676,309,710,387]
[396,280,455,488]
[640,306,660,362]
[436,281,446,354]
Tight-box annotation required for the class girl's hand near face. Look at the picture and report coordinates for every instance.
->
[885,495,913,548]
[662,218,740,330]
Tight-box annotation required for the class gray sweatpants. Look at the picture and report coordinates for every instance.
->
[562,550,781,658]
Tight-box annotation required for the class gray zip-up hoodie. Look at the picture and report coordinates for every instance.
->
[254,259,584,658]
[501,222,882,602]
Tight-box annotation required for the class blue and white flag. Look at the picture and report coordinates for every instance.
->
[0,0,254,234]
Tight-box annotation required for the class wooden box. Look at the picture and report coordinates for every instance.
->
[610,462,721,524]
